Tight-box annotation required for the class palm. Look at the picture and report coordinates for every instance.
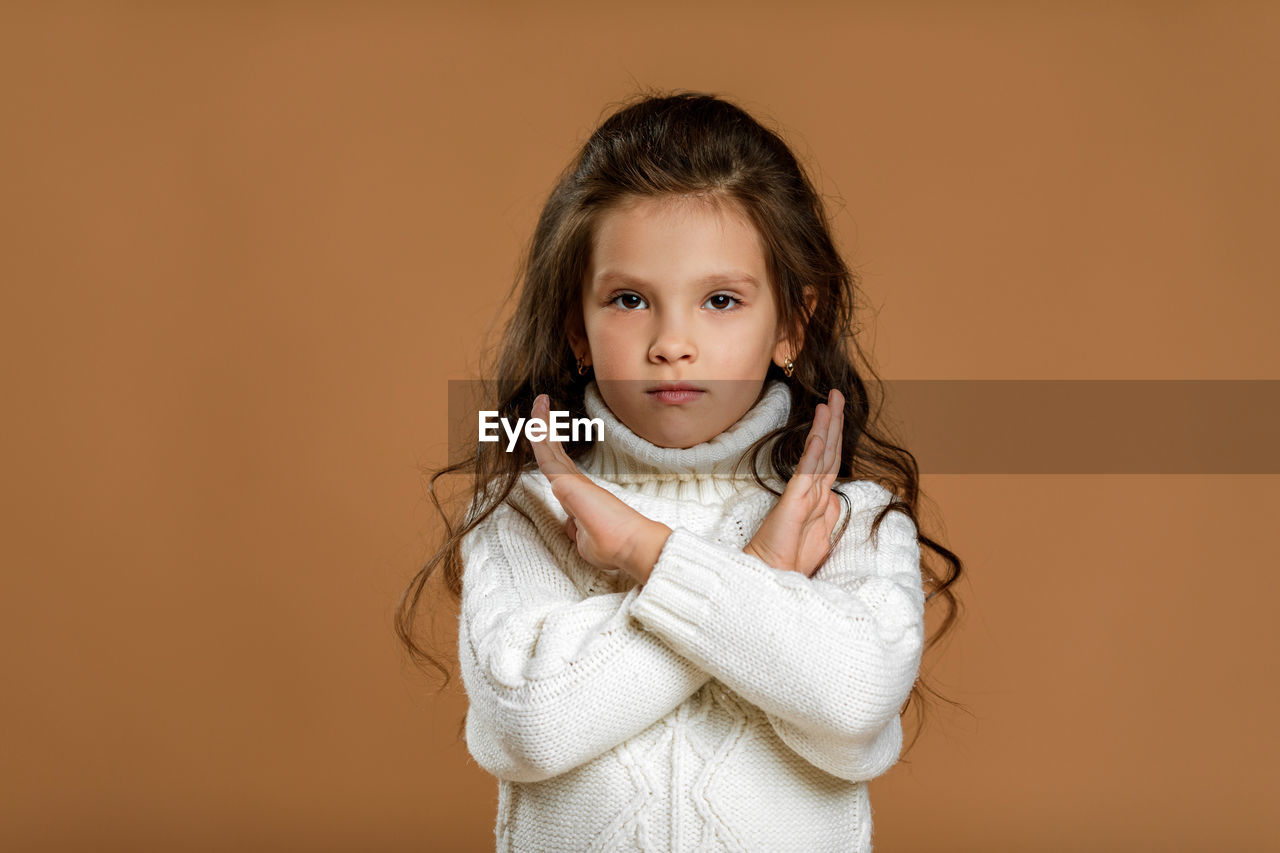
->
[752,486,841,574]
[547,473,633,570]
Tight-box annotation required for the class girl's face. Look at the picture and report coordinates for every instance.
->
[571,194,794,449]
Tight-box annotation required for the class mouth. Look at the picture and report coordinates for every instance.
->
[646,383,706,405]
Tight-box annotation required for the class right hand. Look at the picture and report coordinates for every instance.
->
[528,394,672,584]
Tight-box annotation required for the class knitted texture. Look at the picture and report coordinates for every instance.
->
[458,380,926,852]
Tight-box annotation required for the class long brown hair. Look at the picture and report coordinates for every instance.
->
[397,88,965,757]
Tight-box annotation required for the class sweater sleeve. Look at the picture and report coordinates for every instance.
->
[627,480,926,783]
[457,494,713,784]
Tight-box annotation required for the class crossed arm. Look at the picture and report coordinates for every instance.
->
[457,476,925,785]
[459,388,923,784]
[458,499,714,783]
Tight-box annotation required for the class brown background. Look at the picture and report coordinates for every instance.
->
[3,2,1277,851]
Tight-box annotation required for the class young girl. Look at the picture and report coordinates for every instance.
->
[399,90,963,852]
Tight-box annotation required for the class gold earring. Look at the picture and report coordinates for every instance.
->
[576,355,590,375]
[782,356,795,378]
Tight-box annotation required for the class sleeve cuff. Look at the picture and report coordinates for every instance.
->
[629,527,738,645]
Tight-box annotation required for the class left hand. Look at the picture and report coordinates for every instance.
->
[528,394,671,583]
[743,389,845,577]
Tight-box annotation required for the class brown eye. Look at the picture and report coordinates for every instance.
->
[611,292,646,310]
[706,294,741,310]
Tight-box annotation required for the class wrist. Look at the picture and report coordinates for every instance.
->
[743,538,770,567]
[742,538,799,575]
[624,521,671,583]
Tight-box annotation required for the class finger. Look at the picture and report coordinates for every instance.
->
[783,432,825,504]
[805,496,843,576]
[824,491,841,532]
[551,420,582,472]
[808,399,835,494]
[536,394,587,475]
[816,390,837,471]
[548,465,592,512]
[530,394,573,479]
[798,403,828,478]
[528,395,554,465]
[821,390,844,492]
[797,425,826,481]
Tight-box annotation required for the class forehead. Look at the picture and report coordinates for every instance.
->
[588,195,768,291]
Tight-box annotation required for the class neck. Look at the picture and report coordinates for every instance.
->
[576,379,792,503]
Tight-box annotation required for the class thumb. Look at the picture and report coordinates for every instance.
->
[549,470,587,509]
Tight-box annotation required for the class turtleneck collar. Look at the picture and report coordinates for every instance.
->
[576,380,792,503]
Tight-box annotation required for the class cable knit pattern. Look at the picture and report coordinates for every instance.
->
[458,380,926,852]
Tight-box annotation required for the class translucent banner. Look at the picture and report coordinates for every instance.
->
[445,380,1280,474]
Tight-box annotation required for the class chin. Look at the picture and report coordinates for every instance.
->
[643,431,704,450]
[635,419,715,450]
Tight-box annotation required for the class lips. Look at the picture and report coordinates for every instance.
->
[646,383,706,405]
[647,382,705,393]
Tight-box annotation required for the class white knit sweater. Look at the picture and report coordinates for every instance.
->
[458,379,926,852]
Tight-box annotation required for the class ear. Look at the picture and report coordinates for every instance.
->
[567,313,591,366]
[772,286,818,368]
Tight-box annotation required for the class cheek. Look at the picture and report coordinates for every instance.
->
[750,316,781,356]
[585,323,633,364]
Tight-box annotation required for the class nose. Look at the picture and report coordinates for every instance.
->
[648,313,697,366]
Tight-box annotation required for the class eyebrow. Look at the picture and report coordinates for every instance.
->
[594,271,760,290]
